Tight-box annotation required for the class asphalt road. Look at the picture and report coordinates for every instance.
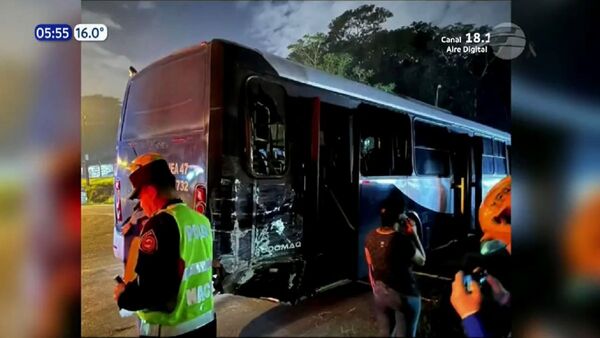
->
[82,204,137,337]
[81,205,382,337]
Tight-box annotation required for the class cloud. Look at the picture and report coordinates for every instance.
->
[82,9,123,30]
[82,43,134,98]
[248,1,349,57]
[380,1,510,29]
[138,1,157,10]
[248,1,510,57]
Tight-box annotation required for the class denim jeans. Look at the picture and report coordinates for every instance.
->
[373,281,421,337]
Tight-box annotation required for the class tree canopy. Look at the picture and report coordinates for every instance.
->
[287,5,510,131]
[81,95,121,162]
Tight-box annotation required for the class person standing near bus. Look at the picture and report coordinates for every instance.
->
[365,192,426,337]
[113,153,216,337]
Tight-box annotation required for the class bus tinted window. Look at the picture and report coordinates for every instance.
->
[495,157,507,174]
[494,140,507,174]
[482,138,507,175]
[414,121,450,176]
[121,50,208,140]
[247,79,286,177]
[361,135,392,176]
[507,145,511,173]
[482,138,495,174]
[359,108,411,176]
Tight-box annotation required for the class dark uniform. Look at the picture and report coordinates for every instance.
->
[365,229,419,297]
[118,198,185,313]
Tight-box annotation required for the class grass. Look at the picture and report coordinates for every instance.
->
[81,177,114,186]
[81,177,114,204]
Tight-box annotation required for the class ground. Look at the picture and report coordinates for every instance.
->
[82,205,461,337]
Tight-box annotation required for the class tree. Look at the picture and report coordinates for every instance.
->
[288,33,329,68]
[321,52,353,77]
[286,6,509,130]
[81,95,121,162]
[327,4,392,47]
[288,34,359,81]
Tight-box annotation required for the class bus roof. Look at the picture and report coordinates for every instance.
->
[140,39,510,143]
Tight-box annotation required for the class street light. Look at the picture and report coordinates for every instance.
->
[435,84,442,107]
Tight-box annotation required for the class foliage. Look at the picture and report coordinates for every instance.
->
[321,52,353,78]
[288,33,329,68]
[81,177,114,186]
[82,95,121,163]
[286,6,510,131]
[327,4,392,47]
[82,177,114,204]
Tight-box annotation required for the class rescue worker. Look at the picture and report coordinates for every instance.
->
[365,191,426,337]
[113,153,216,337]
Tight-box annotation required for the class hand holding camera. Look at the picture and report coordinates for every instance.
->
[451,271,482,319]
[451,269,510,320]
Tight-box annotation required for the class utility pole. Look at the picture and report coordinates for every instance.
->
[82,112,90,186]
[435,84,443,107]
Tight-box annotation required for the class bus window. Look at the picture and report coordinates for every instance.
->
[121,50,208,141]
[391,120,412,176]
[359,108,411,176]
[360,135,392,176]
[482,138,495,175]
[507,144,511,173]
[494,140,507,175]
[414,121,450,176]
[482,138,507,175]
[247,79,286,177]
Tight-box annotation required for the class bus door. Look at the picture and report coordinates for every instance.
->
[315,103,358,286]
[283,95,321,293]
[450,131,475,234]
[450,132,476,235]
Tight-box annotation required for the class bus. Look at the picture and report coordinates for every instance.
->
[113,39,511,301]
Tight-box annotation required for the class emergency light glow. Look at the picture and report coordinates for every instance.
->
[194,185,207,214]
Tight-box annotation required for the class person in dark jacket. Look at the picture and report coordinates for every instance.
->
[113,153,216,337]
[365,192,426,337]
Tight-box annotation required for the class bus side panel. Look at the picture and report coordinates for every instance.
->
[357,176,457,280]
[209,44,305,296]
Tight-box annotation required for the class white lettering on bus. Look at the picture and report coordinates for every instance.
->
[176,179,189,192]
[169,162,190,175]
[260,241,302,255]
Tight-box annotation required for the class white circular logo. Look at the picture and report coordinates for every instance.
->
[490,22,527,60]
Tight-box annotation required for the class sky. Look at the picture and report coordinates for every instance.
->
[82,0,510,99]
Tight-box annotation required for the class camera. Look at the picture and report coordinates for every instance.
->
[463,270,488,293]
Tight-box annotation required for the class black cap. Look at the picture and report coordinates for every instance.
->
[127,153,175,200]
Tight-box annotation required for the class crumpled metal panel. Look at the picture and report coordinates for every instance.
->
[210,158,303,289]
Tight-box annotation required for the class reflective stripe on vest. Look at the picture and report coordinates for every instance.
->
[182,259,212,282]
[137,203,214,334]
[139,310,214,337]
